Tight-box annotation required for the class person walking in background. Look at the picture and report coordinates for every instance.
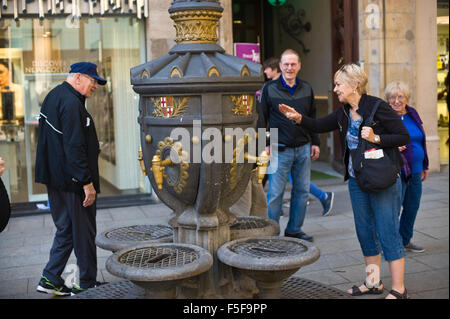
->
[263,57,282,81]
[260,49,321,242]
[287,173,334,216]
[256,57,282,102]
[35,62,106,296]
[385,81,429,253]
[279,64,410,299]
[309,181,334,216]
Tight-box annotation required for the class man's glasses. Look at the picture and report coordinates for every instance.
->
[80,74,98,85]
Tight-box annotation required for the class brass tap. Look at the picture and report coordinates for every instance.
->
[256,150,269,183]
[244,150,269,184]
[150,155,173,189]
[138,147,147,176]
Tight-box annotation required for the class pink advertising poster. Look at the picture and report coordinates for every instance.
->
[234,43,261,64]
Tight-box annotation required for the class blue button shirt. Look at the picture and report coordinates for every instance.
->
[280,75,299,95]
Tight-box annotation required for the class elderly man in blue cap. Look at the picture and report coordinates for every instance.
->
[35,62,107,296]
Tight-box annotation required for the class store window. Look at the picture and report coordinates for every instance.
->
[437,4,449,164]
[0,17,146,203]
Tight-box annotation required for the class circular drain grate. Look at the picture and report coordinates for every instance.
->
[105,225,173,241]
[71,277,352,299]
[229,238,307,258]
[118,246,199,269]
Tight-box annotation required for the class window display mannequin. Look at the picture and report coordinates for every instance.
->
[0,61,24,124]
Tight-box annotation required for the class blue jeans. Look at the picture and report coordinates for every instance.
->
[348,177,405,262]
[399,173,422,246]
[267,144,310,235]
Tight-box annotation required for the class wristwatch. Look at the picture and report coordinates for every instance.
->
[374,135,380,144]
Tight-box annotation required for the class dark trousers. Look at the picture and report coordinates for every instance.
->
[43,186,97,289]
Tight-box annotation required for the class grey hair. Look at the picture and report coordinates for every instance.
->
[384,81,410,101]
[66,73,77,80]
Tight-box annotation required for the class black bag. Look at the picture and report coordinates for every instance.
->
[350,100,400,193]
[0,177,11,233]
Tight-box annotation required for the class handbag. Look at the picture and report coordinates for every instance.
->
[0,177,11,233]
[350,100,400,193]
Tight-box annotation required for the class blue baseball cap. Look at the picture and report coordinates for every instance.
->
[69,62,107,85]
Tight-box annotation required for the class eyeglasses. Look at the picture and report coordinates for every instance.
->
[80,74,98,85]
[388,95,406,101]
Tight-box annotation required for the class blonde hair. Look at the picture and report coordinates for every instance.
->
[384,81,410,101]
[334,63,368,95]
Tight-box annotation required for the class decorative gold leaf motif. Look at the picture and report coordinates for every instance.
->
[231,95,254,116]
[170,9,222,44]
[229,135,253,190]
[151,96,190,118]
[241,66,250,77]
[170,67,183,78]
[141,70,150,79]
[155,137,190,194]
[208,67,220,77]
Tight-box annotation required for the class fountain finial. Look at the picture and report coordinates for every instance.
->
[169,0,224,47]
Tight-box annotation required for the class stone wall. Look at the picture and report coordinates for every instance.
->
[359,0,440,172]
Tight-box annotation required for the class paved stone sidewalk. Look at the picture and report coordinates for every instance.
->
[0,169,447,299]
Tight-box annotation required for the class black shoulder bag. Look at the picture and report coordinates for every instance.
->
[0,177,11,233]
[350,100,400,193]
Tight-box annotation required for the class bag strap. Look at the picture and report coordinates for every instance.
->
[356,99,382,150]
[365,99,382,127]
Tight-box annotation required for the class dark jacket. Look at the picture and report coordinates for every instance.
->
[260,77,320,148]
[300,94,410,181]
[35,81,100,195]
[400,105,429,182]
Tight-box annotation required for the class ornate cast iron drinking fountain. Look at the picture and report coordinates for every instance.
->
[78,0,351,300]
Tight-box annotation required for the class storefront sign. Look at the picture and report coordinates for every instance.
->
[234,43,260,64]
[25,60,69,74]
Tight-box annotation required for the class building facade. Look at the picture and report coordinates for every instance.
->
[0,0,446,208]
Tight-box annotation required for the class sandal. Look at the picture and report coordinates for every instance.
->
[387,288,408,299]
[349,280,384,296]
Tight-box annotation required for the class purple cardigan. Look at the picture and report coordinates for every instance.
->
[400,105,429,182]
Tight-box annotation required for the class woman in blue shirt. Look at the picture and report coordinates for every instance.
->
[385,81,429,254]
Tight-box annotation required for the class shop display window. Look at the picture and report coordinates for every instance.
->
[0,17,146,203]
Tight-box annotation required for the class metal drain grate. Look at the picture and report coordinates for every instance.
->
[105,225,173,242]
[280,277,351,299]
[229,238,307,258]
[71,280,144,299]
[230,217,270,230]
[118,246,199,269]
[71,277,351,299]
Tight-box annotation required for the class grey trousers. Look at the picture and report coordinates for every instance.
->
[43,186,97,289]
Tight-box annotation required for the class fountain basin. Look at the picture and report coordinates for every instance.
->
[106,243,213,298]
[217,236,320,298]
[230,216,279,240]
[96,224,173,252]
